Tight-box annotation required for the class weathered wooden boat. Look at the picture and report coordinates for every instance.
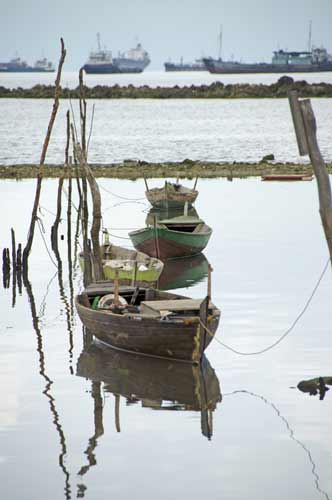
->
[145,180,198,209]
[76,340,222,438]
[79,243,164,286]
[158,253,209,290]
[261,174,313,181]
[129,214,212,260]
[75,283,220,363]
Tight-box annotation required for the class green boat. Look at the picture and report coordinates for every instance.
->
[79,243,164,286]
[129,215,212,260]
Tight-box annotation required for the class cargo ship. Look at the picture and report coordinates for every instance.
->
[83,33,150,74]
[164,57,206,72]
[203,46,332,74]
[0,57,55,72]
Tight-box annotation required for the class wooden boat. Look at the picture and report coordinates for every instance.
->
[158,253,209,290]
[79,243,164,286]
[75,283,220,363]
[146,180,198,209]
[76,341,222,438]
[129,214,212,260]
[261,174,313,181]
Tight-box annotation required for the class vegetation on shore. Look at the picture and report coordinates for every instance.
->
[0,159,326,180]
[1,76,332,99]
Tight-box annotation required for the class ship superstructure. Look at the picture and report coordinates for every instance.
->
[0,56,55,72]
[164,57,206,72]
[83,33,150,74]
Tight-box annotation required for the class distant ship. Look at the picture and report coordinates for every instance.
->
[83,33,150,74]
[0,57,55,73]
[203,47,332,74]
[164,57,206,72]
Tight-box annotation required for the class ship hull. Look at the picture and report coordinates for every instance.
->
[0,67,55,73]
[164,63,206,72]
[203,58,332,74]
[83,58,149,74]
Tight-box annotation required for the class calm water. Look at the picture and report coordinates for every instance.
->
[1,70,332,90]
[1,97,332,165]
[0,177,331,500]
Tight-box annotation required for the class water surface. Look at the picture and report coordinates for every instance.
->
[0,177,331,500]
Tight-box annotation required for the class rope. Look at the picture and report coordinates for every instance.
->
[224,390,330,500]
[99,183,145,201]
[200,257,331,356]
[36,218,58,268]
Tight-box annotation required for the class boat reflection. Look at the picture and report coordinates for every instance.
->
[77,339,222,439]
[158,253,209,290]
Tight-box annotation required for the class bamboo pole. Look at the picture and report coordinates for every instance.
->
[22,39,66,273]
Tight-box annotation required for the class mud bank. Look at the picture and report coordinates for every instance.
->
[0,160,325,180]
[1,76,332,99]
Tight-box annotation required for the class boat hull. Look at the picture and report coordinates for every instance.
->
[146,187,198,209]
[75,295,220,363]
[129,226,212,260]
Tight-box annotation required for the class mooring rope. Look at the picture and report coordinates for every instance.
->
[36,218,58,268]
[200,257,331,356]
[99,183,146,201]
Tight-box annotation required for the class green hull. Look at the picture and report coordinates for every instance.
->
[129,226,212,260]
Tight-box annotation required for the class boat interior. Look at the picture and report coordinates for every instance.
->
[161,222,208,233]
[102,244,161,269]
[79,285,215,318]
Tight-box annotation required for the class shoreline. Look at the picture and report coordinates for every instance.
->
[0,160,328,180]
[1,76,332,99]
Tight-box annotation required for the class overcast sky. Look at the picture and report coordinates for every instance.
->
[1,0,331,69]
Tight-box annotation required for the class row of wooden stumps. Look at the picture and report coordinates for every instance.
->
[2,229,23,305]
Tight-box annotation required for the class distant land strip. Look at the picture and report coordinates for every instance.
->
[1,76,332,99]
[1,160,329,180]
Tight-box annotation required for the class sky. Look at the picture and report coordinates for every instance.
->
[1,0,331,70]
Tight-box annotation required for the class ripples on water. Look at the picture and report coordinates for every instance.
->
[0,178,331,500]
[0,97,332,165]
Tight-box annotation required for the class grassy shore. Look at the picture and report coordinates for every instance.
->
[0,160,327,180]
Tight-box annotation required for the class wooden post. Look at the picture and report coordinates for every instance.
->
[207,263,213,299]
[114,394,121,433]
[300,100,332,262]
[153,216,160,259]
[193,176,198,191]
[131,261,137,286]
[11,229,17,308]
[288,90,309,156]
[143,176,149,192]
[199,296,209,360]
[16,243,22,295]
[114,270,119,306]
[288,91,332,263]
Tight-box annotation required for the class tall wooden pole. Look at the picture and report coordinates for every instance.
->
[22,39,66,273]
[288,91,332,264]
